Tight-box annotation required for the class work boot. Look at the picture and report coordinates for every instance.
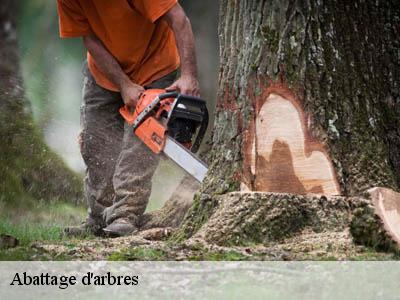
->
[103,218,138,237]
[63,218,104,237]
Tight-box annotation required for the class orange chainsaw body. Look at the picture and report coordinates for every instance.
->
[119,89,175,154]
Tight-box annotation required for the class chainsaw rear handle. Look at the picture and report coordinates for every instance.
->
[159,91,208,153]
[160,91,207,106]
[172,94,208,153]
[193,105,208,152]
[158,91,179,100]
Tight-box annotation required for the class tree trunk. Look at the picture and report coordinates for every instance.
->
[0,0,82,204]
[174,0,400,251]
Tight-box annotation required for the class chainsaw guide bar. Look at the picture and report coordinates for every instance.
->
[164,136,208,182]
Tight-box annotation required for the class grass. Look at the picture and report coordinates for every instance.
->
[0,200,87,260]
[0,219,62,246]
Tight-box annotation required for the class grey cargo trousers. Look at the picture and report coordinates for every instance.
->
[80,63,177,229]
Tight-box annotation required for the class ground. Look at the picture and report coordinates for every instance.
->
[1,226,398,261]
[1,195,399,261]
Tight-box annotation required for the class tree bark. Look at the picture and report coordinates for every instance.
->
[174,0,400,251]
[0,0,82,204]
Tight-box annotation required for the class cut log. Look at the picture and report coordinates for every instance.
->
[368,187,400,245]
[350,187,400,251]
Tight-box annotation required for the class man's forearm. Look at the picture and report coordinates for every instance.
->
[83,34,131,89]
[83,34,144,107]
[171,17,198,78]
[162,4,199,96]
[162,5,198,78]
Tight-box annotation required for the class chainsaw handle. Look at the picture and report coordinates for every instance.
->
[173,94,208,153]
[119,105,136,125]
[120,91,177,126]
[192,103,208,153]
[160,91,206,105]
[176,94,206,105]
[158,91,179,100]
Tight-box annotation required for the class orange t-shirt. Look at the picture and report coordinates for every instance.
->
[57,0,180,91]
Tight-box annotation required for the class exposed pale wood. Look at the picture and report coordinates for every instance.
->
[242,89,340,196]
[368,187,400,245]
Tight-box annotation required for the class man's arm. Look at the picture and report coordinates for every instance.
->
[83,34,144,108]
[161,4,200,97]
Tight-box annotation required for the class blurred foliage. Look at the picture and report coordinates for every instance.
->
[181,0,219,124]
[18,0,84,127]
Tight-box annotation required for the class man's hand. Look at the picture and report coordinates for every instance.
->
[83,34,143,106]
[120,80,145,108]
[167,75,200,97]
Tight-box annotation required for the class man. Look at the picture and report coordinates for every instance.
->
[57,0,200,236]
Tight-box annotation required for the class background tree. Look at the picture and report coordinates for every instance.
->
[181,0,219,128]
[0,0,82,204]
[173,0,400,251]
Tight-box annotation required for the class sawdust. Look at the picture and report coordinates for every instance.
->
[28,227,395,261]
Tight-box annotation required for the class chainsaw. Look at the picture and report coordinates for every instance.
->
[119,89,209,182]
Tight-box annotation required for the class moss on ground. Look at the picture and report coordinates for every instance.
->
[108,248,169,261]
[108,246,248,261]
[347,248,400,261]
[187,250,247,261]
[0,246,72,261]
